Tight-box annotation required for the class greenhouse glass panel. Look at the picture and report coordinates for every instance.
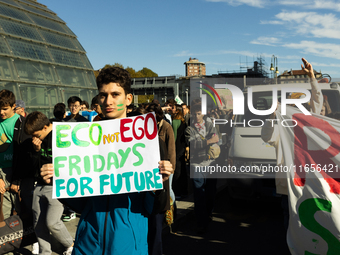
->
[13,59,59,84]
[0,82,19,96]
[47,86,60,106]
[28,13,66,34]
[0,58,16,79]
[0,37,11,54]
[79,70,91,87]
[49,47,84,67]
[55,66,89,87]
[0,0,20,8]
[72,40,85,52]
[40,30,77,50]
[26,107,51,117]
[19,84,54,107]
[62,88,81,102]
[0,18,43,41]
[80,54,92,69]
[8,38,52,61]
[80,89,93,103]
[19,3,60,22]
[86,71,97,88]
[62,26,76,37]
[0,3,32,23]
[18,0,48,11]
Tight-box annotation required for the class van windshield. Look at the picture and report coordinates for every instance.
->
[235,89,340,127]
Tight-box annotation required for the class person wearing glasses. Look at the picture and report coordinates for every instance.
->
[64,96,89,122]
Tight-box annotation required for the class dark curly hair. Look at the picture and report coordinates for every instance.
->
[146,103,164,123]
[53,103,66,120]
[96,67,131,95]
[0,89,15,107]
[25,111,50,135]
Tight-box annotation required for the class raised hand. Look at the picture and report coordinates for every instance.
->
[301,58,315,79]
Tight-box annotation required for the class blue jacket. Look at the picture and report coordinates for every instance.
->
[70,192,154,255]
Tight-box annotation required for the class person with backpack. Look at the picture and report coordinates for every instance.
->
[0,90,32,219]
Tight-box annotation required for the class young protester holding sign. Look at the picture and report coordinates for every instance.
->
[40,67,173,255]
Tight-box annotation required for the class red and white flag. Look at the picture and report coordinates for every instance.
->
[276,106,340,255]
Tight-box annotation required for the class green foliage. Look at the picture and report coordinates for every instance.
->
[93,64,158,78]
[135,67,158,78]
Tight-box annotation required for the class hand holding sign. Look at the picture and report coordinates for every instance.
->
[158,160,173,182]
[41,163,53,184]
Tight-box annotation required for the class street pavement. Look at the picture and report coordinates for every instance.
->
[163,182,290,255]
[16,179,290,254]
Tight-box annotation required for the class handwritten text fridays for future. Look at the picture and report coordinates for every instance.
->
[52,113,162,199]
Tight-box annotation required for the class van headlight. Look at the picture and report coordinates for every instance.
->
[330,82,338,89]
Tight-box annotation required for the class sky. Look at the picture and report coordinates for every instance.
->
[40,0,340,79]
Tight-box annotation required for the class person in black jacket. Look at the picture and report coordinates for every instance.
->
[25,111,74,255]
[0,90,33,219]
[64,96,89,122]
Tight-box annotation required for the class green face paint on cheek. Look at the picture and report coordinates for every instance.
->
[117,103,124,111]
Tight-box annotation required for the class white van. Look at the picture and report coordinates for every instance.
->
[226,82,340,199]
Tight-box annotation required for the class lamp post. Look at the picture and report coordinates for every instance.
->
[185,89,188,105]
[270,55,279,83]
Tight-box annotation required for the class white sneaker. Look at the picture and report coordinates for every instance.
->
[31,242,39,255]
[62,212,76,222]
[63,246,73,255]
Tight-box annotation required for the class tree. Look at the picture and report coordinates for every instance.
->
[138,67,158,77]
[126,66,137,77]
[103,63,124,69]
[93,64,158,78]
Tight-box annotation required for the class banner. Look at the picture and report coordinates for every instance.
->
[175,95,184,105]
[276,106,340,255]
[52,113,162,199]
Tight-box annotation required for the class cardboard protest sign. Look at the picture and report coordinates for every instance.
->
[276,106,340,255]
[52,112,162,199]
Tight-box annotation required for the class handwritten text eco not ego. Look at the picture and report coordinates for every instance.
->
[52,113,162,199]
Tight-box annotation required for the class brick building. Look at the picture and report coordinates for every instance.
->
[184,57,206,76]
[278,69,323,84]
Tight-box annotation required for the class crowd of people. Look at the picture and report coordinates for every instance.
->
[0,66,221,255]
[1,58,333,255]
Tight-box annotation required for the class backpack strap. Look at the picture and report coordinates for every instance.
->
[13,116,23,144]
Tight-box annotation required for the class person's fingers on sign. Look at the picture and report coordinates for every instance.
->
[158,160,173,182]
[41,163,54,185]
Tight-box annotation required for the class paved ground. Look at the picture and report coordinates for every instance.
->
[163,184,290,255]
[15,179,290,255]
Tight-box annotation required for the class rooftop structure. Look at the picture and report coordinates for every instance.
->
[278,69,324,84]
[184,57,206,77]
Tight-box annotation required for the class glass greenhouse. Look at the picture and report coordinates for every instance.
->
[0,0,97,117]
